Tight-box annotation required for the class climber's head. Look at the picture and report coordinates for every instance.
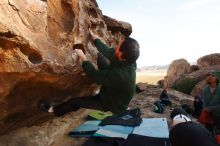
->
[115,37,140,64]
[207,74,219,88]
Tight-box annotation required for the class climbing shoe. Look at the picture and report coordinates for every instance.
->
[38,100,52,112]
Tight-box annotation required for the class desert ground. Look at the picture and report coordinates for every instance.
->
[136,72,166,85]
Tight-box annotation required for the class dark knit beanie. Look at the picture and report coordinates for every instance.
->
[120,37,140,63]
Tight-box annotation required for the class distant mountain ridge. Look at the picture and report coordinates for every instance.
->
[137,65,169,72]
[137,62,196,73]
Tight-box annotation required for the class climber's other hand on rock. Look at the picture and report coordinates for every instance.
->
[89,29,98,41]
[75,49,88,62]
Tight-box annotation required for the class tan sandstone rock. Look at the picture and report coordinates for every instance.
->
[166,59,191,87]
[0,109,90,146]
[129,87,194,128]
[0,0,131,135]
[173,65,220,95]
[191,79,207,97]
[175,65,220,86]
[197,53,220,69]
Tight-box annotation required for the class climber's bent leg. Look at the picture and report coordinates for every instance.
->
[53,94,108,116]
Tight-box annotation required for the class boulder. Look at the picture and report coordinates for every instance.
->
[0,0,131,134]
[157,79,164,88]
[0,109,90,146]
[167,89,194,106]
[175,65,220,84]
[167,59,191,87]
[190,65,199,72]
[103,15,132,37]
[136,82,158,93]
[197,53,220,69]
[129,87,194,127]
[191,80,207,97]
[174,65,220,94]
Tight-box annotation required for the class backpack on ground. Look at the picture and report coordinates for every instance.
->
[153,101,165,113]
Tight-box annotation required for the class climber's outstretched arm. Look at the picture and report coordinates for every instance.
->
[75,49,119,86]
[89,30,115,60]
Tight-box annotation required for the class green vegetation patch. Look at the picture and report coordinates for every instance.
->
[172,78,197,95]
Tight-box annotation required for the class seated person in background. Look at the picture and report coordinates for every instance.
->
[193,89,203,117]
[153,88,171,114]
[201,72,220,139]
[169,108,219,146]
[159,87,171,106]
[39,30,140,116]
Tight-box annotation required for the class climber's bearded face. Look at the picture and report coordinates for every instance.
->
[115,39,125,61]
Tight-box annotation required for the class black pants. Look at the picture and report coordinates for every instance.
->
[53,53,110,117]
[203,115,220,134]
[54,94,109,116]
[213,116,220,134]
[193,101,203,117]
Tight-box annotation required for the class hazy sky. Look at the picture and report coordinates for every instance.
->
[97,0,220,67]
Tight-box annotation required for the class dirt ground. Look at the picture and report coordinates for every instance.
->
[136,72,165,85]
[0,86,194,146]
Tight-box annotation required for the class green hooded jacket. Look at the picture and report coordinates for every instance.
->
[82,39,137,113]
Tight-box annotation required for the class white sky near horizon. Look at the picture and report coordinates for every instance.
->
[97,0,220,67]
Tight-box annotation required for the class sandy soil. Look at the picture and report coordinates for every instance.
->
[136,72,165,84]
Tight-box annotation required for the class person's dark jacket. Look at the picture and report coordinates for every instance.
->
[169,122,219,146]
[160,89,169,100]
[203,84,220,117]
[82,39,137,113]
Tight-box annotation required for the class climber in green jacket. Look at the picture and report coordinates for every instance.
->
[202,71,220,133]
[39,30,140,116]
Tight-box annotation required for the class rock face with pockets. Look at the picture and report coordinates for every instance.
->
[0,0,132,134]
